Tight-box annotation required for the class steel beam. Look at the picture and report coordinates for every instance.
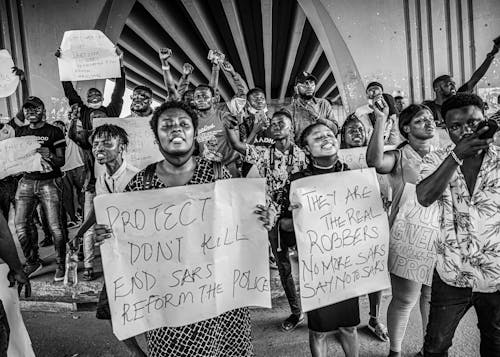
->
[124,66,169,100]
[180,0,238,93]
[261,0,272,101]
[220,0,255,89]
[123,49,169,91]
[139,0,231,101]
[303,42,323,73]
[279,6,306,100]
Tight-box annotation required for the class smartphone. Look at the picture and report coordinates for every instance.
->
[476,119,498,139]
[374,98,385,111]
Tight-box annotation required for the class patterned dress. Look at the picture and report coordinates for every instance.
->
[124,157,254,357]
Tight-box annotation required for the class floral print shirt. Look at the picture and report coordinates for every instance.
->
[418,144,500,292]
[245,143,307,213]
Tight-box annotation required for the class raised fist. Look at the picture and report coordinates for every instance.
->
[159,48,172,62]
[183,63,194,75]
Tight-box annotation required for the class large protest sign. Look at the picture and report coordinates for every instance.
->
[57,30,120,81]
[0,136,42,179]
[0,49,19,98]
[291,169,391,312]
[388,184,439,286]
[338,145,395,170]
[93,117,163,174]
[95,178,271,340]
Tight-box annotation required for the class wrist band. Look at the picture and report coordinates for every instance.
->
[161,65,170,71]
[450,151,463,166]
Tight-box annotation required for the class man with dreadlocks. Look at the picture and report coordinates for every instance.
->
[73,124,138,281]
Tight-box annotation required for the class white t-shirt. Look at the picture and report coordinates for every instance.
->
[95,160,139,195]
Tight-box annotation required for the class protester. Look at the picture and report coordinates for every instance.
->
[285,72,339,143]
[394,95,405,113]
[0,213,31,357]
[93,100,275,356]
[355,82,401,145]
[178,63,194,104]
[416,93,500,356]
[340,114,389,342]
[14,96,67,281]
[280,122,359,357]
[226,109,308,331]
[127,85,154,118]
[366,102,436,356]
[423,38,499,126]
[490,94,500,123]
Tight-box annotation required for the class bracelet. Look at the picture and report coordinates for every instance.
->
[161,65,170,71]
[450,151,463,166]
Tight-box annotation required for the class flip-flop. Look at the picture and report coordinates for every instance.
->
[281,314,304,332]
[367,321,389,342]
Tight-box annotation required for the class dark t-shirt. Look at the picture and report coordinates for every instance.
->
[423,83,470,127]
[15,123,66,180]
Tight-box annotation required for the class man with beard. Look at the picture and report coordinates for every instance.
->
[126,85,153,119]
[14,96,67,282]
[423,37,499,127]
[285,72,339,143]
[193,84,240,176]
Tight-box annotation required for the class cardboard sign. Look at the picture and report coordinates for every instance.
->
[388,184,439,285]
[0,50,19,98]
[0,136,42,179]
[95,178,271,340]
[93,117,163,174]
[57,30,120,81]
[338,145,396,170]
[291,169,391,312]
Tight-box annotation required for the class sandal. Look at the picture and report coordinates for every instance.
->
[82,268,95,281]
[367,319,389,341]
[281,313,304,332]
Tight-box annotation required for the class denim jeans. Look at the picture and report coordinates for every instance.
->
[15,177,66,266]
[424,270,500,357]
[0,177,17,220]
[62,166,85,222]
[269,225,301,316]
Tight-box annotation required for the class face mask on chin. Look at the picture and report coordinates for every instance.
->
[88,102,103,110]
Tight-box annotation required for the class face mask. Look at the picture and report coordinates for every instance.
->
[88,102,103,109]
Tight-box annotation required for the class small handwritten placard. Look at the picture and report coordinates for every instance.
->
[0,136,42,179]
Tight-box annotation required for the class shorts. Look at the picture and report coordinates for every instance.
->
[307,297,360,332]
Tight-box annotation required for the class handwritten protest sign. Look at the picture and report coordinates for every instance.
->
[0,49,19,98]
[388,184,439,286]
[95,178,271,340]
[0,136,42,179]
[93,117,163,174]
[338,145,395,170]
[57,30,120,81]
[291,169,390,312]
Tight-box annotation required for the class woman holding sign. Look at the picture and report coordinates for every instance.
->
[281,122,359,357]
[94,101,275,357]
[366,102,436,357]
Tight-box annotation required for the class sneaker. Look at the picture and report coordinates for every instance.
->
[40,238,53,247]
[54,266,65,282]
[24,263,43,278]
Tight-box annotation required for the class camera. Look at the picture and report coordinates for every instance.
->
[476,119,499,139]
[207,49,225,64]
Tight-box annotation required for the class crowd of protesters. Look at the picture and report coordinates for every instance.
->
[0,30,499,357]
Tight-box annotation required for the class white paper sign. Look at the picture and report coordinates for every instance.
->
[389,184,439,286]
[0,136,42,179]
[338,146,395,170]
[0,50,19,98]
[0,264,36,357]
[291,169,391,312]
[93,117,163,173]
[57,30,120,81]
[95,178,271,340]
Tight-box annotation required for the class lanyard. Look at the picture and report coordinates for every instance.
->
[103,178,113,194]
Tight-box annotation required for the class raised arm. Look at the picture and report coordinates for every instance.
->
[458,39,499,93]
[178,63,193,99]
[159,48,180,100]
[221,60,249,98]
[366,98,399,173]
[55,48,84,106]
[108,46,126,116]
[224,117,247,154]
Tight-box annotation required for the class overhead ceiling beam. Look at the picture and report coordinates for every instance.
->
[261,0,272,101]
[138,0,231,101]
[279,6,307,100]
[329,93,341,103]
[303,42,322,73]
[324,83,338,98]
[125,15,205,87]
[315,68,331,94]
[220,0,255,89]
[119,29,166,76]
[180,0,238,94]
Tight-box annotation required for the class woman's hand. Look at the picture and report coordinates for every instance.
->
[94,224,114,245]
[254,204,277,231]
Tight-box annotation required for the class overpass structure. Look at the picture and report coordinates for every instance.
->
[1,0,499,121]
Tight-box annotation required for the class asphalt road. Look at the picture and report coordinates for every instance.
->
[23,295,480,357]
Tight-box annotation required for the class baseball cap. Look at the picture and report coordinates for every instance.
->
[295,71,317,85]
[22,96,45,109]
[366,81,384,91]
